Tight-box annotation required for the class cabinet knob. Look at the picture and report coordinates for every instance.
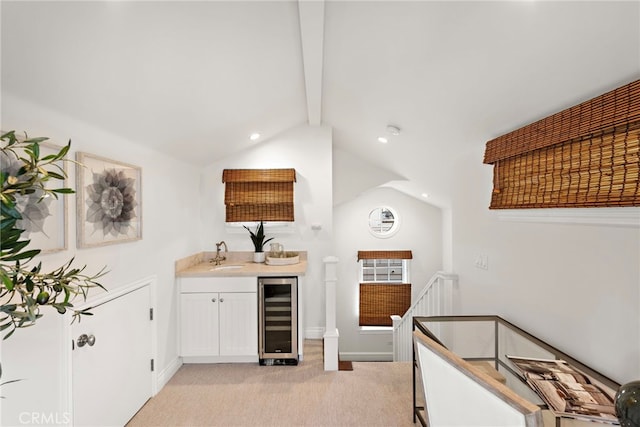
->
[77,334,96,348]
[211,298,216,303]
[220,298,224,303]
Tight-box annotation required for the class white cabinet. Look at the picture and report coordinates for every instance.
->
[217,291,257,356]
[180,292,220,356]
[72,282,153,426]
[179,276,258,363]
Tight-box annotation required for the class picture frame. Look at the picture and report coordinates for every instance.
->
[76,152,142,248]
[3,140,69,254]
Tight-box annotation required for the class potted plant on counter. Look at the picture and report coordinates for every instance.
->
[243,221,273,263]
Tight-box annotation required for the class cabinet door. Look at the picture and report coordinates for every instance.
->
[219,292,257,356]
[73,284,152,426]
[180,293,219,356]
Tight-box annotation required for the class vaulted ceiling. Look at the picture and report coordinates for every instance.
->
[3,1,639,207]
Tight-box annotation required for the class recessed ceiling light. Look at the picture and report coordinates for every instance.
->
[249,133,260,141]
[377,136,388,144]
[421,193,429,198]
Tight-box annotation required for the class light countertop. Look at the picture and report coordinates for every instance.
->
[175,251,307,278]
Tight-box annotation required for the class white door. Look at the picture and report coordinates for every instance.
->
[180,292,219,356]
[72,285,152,427]
[219,292,257,356]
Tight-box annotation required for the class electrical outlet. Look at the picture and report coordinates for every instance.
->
[474,254,489,270]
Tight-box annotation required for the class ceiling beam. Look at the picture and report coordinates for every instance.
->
[298,0,325,126]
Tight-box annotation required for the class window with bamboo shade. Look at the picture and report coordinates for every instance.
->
[484,80,640,209]
[358,250,412,327]
[222,168,296,222]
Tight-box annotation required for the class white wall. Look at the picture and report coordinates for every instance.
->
[1,93,201,423]
[334,186,443,360]
[199,125,333,336]
[450,146,640,384]
[332,147,405,206]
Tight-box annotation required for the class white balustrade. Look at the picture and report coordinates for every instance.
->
[392,271,458,361]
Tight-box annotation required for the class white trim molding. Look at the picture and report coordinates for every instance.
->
[494,207,640,227]
[339,351,393,362]
[359,326,393,335]
[305,327,325,339]
[157,357,182,393]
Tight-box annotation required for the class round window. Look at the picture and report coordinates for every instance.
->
[368,207,399,238]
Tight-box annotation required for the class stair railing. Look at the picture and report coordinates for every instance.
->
[391,271,458,361]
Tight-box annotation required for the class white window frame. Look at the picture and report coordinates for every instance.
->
[359,258,410,283]
[358,258,410,333]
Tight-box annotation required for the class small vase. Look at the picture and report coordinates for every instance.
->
[253,252,266,263]
[615,380,640,427]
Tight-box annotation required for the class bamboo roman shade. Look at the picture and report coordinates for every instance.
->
[358,250,412,327]
[357,250,413,260]
[222,168,296,222]
[359,283,411,327]
[484,80,640,209]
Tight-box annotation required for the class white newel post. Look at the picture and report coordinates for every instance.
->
[391,315,402,361]
[323,256,339,371]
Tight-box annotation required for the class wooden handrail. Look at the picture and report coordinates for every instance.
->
[414,330,543,426]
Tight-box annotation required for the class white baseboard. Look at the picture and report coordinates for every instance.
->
[305,327,325,339]
[155,356,182,394]
[339,351,393,362]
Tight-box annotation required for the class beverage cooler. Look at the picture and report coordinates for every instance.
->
[258,276,298,365]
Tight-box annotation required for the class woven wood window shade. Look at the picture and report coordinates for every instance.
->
[222,169,296,222]
[484,80,640,209]
[359,283,411,327]
[357,250,413,260]
[358,250,412,327]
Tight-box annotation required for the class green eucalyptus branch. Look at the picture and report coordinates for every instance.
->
[0,130,107,340]
[0,259,107,339]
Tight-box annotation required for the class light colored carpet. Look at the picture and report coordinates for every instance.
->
[127,340,414,427]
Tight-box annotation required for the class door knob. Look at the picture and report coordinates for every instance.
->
[77,334,96,347]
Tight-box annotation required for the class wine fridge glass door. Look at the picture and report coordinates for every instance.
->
[259,277,298,364]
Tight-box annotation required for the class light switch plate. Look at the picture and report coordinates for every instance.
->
[474,254,489,270]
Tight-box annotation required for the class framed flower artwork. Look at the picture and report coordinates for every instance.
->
[76,152,142,247]
[1,140,68,253]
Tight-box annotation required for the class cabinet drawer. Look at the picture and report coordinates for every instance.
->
[180,276,256,293]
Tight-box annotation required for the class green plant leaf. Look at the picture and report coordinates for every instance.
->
[1,273,13,291]
[51,188,74,194]
[0,305,17,313]
[51,304,67,315]
[31,143,40,159]
[0,218,17,231]
[23,137,48,146]
[55,142,71,160]
[0,202,21,220]
[4,240,30,255]
[46,172,66,180]
[1,228,22,244]
[2,249,40,262]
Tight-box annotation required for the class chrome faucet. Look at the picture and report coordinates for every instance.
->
[211,241,227,265]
